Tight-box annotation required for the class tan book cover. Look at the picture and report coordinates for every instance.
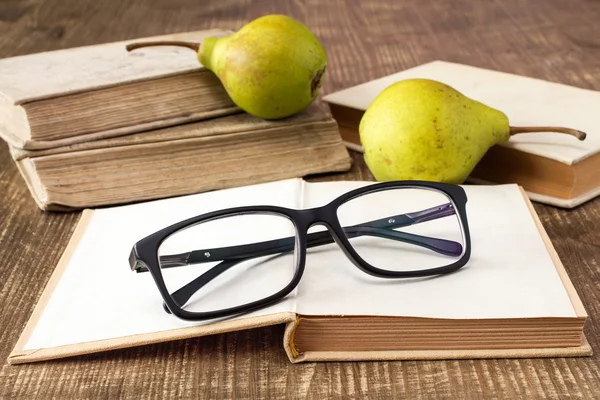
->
[0,29,240,150]
[9,105,352,211]
[8,179,591,365]
[323,61,600,208]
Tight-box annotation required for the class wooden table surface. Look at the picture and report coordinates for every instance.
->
[1,0,600,398]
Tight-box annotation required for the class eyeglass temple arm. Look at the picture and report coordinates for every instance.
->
[159,203,458,311]
[135,202,459,273]
[163,203,459,311]
[172,202,459,266]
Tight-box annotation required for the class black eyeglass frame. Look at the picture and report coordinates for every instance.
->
[129,180,471,321]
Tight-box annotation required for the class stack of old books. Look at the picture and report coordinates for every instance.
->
[0,30,351,211]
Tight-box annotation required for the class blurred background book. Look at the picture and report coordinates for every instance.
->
[324,61,600,209]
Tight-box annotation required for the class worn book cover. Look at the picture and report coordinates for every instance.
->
[0,29,240,150]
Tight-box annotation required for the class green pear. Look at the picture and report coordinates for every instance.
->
[359,79,586,184]
[126,15,327,119]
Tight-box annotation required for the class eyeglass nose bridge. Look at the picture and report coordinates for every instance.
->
[301,217,365,272]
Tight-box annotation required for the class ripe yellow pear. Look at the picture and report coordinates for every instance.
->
[359,79,586,184]
[127,15,327,119]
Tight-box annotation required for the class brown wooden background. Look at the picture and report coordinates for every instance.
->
[1,0,600,398]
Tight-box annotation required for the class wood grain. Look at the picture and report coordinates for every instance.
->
[1,0,600,398]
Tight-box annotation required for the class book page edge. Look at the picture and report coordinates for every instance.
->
[7,209,95,365]
[8,312,297,365]
[519,187,587,318]
[525,185,600,209]
[282,316,301,361]
[13,157,51,210]
[16,106,242,152]
[14,106,336,155]
[288,334,592,363]
[0,101,29,147]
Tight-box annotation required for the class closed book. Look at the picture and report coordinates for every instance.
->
[9,105,352,211]
[0,29,239,150]
[323,61,600,209]
[8,179,590,365]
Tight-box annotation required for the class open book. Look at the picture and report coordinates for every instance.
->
[8,179,590,365]
[323,61,600,208]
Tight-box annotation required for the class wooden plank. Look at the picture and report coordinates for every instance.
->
[1,0,599,398]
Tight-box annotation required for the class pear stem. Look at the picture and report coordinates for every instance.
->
[125,41,200,52]
[509,126,587,141]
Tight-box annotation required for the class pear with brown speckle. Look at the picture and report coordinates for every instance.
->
[126,15,327,120]
[359,78,586,184]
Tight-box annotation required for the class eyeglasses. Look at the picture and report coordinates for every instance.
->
[129,181,471,321]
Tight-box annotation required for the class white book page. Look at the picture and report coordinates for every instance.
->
[24,179,302,351]
[295,181,576,319]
